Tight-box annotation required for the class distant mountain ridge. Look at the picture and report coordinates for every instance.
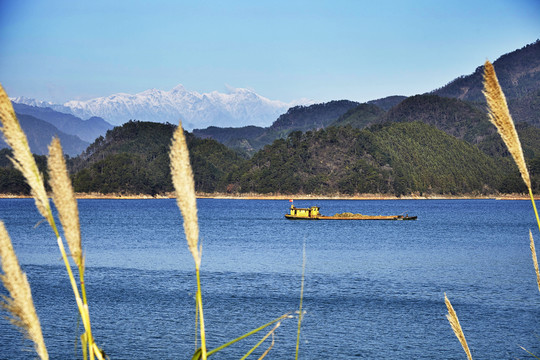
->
[432,40,540,102]
[193,100,361,155]
[0,114,88,156]
[194,40,540,157]
[12,85,311,130]
[12,103,113,142]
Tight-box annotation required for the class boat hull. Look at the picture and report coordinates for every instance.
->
[284,214,417,220]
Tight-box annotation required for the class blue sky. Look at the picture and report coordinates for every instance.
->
[0,0,539,104]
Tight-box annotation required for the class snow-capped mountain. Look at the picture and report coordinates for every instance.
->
[12,85,309,130]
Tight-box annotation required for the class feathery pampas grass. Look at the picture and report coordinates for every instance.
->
[483,61,540,292]
[169,121,201,269]
[1,84,102,359]
[169,120,207,359]
[445,294,472,360]
[530,230,540,293]
[482,60,531,189]
[48,138,83,268]
[0,221,48,360]
[0,84,55,230]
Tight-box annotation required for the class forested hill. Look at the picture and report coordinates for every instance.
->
[1,119,539,196]
[379,95,494,143]
[269,100,360,132]
[330,103,385,129]
[229,123,515,195]
[69,120,244,195]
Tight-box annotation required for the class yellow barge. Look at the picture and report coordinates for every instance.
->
[285,205,417,220]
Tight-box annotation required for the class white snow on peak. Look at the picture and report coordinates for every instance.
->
[14,85,308,130]
[10,96,54,108]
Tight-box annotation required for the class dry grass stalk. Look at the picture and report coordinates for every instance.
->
[445,294,472,360]
[48,138,83,268]
[169,121,201,268]
[169,120,207,359]
[257,332,275,360]
[0,221,48,360]
[0,84,54,229]
[529,230,540,293]
[482,60,531,189]
[240,322,281,360]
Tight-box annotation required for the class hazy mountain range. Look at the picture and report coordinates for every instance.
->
[11,85,311,130]
[3,39,540,167]
[0,114,89,156]
[194,41,540,154]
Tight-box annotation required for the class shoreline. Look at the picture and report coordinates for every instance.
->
[0,192,534,200]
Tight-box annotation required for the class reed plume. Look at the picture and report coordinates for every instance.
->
[48,138,83,268]
[0,84,54,230]
[483,61,540,295]
[1,86,100,359]
[169,120,206,359]
[445,294,472,360]
[482,60,531,189]
[529,230,540,293]
[169,121,201,269]
[0,221,48,360]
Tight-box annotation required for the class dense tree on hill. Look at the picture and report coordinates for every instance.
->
[269,100,361,132]
[507,89,540,127]
[70,120,245,194]
[231,123,506,196]
[0,149,48,194]
[331,103,386,129]
[367,96,407,111]
[379,94,495,144]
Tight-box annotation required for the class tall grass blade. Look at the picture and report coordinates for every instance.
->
[483,62,540,295]
[529,230,540,293]
[170,121,206,359]
[257,333,275,360]
[0,221,48,360]
[482,60,531,189]
[521,346,540,359]
[48,138,83,269]
[169,121,201,268]
[445,294,472,360]
[295,242,306,360]
[206,313,291,357]
[239,322,281,360]
[1,84,100,359]
[0,84,55,232]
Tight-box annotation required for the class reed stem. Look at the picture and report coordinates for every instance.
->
[196,268,207,360]
[239,322,281,360]
[206,313,291,357]
[295,243,306,360]
[529,188,540,234]
[56,237,95,358]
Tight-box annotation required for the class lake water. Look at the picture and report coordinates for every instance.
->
[0,198,539,359]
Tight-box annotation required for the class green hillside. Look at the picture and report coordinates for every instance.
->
[379,94,495,144]
[231,122,506,196]
[70,120,245,194]
[0,149,48,194]
[507,88,540,127]
[367,95,407,110]
[330,103,385,128]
